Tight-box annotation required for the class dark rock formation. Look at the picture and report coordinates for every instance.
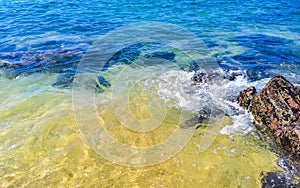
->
[237,76,300,156]
[261,171,299,188]
[237,86,257,109]
[191,70,241,84]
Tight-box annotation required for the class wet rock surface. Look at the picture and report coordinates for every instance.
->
[191,69,241,84]
[237,75,300,187]
[261,171,299,188]
[237,76,300,156]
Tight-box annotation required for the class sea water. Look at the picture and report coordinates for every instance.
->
[0,0,299,187]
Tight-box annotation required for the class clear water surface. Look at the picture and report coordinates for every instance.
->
[0,0,299,187]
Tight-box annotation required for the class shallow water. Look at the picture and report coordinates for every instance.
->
[0,73,281,187]
[1,0,300,187]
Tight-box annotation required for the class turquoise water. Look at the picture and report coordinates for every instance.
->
[0,0,300,187]
[1,0,300,78]
[1,0,300,82]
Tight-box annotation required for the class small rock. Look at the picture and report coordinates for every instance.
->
[237,86,256,109]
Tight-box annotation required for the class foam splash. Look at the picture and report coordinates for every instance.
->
[150,68,272,136]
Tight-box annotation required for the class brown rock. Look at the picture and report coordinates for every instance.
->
[237,76,300,156]
[237,86,256,109]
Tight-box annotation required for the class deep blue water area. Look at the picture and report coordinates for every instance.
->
[0,0,300,84]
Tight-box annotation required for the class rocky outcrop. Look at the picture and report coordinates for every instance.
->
[237,76,300,156]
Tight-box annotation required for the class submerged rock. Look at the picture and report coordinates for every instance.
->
[144,51,175,60]
[237,76,300,156]
[0,48,84,88]
[52,71,76,88]
[261,171,299,188]
[191,69,241,84]
[0,42,179,90]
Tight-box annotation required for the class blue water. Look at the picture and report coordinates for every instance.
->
[1,0,300,81]
[1,1,300,186]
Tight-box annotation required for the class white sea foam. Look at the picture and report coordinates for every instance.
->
[151,68,271,136]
